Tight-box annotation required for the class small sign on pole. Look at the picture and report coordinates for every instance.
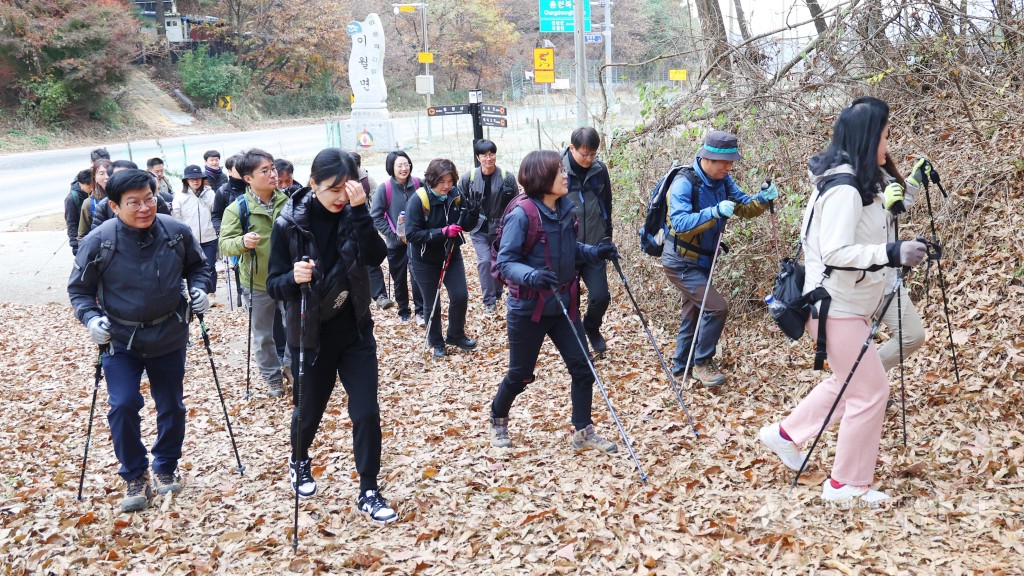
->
[418,52,434,64]
[669,69,688,81]
[584,33,603,44]
[534,70,555,84]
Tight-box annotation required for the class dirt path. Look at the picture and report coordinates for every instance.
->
[122,69,197,132]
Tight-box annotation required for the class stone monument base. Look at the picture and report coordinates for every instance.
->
[340,118,398,152]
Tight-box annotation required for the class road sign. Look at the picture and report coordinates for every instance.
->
[480,115,508,128]
[533,48,554,71]
[397,5,416,12]
[669,69,688,81]
[584,33,602,43]
[427,105,469,116]
[418,52,434,64]
[534,70,555,84]
[480,104,506,116]
[218,95,232,110]
[538,0,591,33]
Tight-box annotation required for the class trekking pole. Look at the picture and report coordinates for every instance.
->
[423,239,456,365]
[33,237,69,276]
[244,251,255,399]
[224,258,235,311]
[550,281,649,484]
[681,220,727,388]
[893,216,908,448]
[790,271,905,491]
[764,178,782,262]
[293,256,310,552]
[920,163,961,386]
[77,344,108,501]
[610,256,699,439]
[194,310,245,476]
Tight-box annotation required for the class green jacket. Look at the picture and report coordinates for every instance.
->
[218,188,288,291]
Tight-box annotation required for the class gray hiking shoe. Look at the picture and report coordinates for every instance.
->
[375,295,397,311]
[153,470,182,495]
[267,379,284,398]
[691,361,727,387]
[122,474,153,512]
[489,417,512,448]
[571,424,618,453]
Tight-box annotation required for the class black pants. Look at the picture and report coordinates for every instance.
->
[490,310,594,430]
[388,245,423,317]
[410,251,469,348]
[290,318,381,493]
[368,265,388,300]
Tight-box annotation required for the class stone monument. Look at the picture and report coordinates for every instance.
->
[342,14,397,151]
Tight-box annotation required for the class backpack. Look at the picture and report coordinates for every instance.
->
[414,187,459,215]
[638,165,702,257]
[383,177,421,233]
[769,172,860,371]
[235,194,251,234]
[85,217,187,308]
[489,194,579,322]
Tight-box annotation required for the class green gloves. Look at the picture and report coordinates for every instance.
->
[905,158,931,189]
[883,182,906,215]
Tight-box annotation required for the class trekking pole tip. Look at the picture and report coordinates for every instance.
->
[235,464,245,475]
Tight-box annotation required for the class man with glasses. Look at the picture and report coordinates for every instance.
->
[69,169,212,512]
[219,149,291,398]
[457,139,520,314]
[562,127,616,353]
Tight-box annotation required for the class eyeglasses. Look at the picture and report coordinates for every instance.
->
[478,153,496,160]
[574,150,597,161]
[394,162,411,169]
[122,196,157,211]
[259,166,278,176]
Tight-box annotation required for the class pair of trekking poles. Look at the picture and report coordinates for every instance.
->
[77,303,245,502]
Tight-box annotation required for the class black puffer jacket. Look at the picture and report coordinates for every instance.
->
[405,186,475,264]
[266,186,387,350]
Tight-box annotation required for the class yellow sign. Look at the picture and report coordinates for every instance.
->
[418,52,434,64]
[218,95,232,110]
[534,70,555,84]
[398,5,416,12]
[534,48,554,71]
[669,69,687,81]
[350,93,355,104]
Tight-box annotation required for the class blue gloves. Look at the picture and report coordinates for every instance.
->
[758,182,779,202]
[596,242,618,261]
[711,200,736,219]
[526,269,558,290]
[87,316,111,345]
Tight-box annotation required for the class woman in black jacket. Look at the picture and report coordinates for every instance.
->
[266,148,397,524]
[405,158,479,358]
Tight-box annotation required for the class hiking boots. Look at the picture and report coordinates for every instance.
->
[585,328,607,353]
[571,425,618,453]
[445,335,477,351]
[357,489,398,524]
[267,379,285,398]
[375,295,397,310]
[690,361,727,387]
[489,417,512,448]
[289,458,317,499]
[821,480,890,507]
[153,470,182,495]
[122,474,153,512]
[399,314,411,324]
[758,423,808,471]
[484,303,496,314]
[432,345,447,358]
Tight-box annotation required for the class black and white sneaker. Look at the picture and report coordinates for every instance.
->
[357,489,398,524]
[288,458,317,499]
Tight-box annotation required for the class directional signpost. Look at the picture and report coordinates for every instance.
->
[480,115,507,128]
[539,0,591,33]
[426,93,507,165]
[427,104,469,116]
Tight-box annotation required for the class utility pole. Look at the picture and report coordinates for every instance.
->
[422,4,432,140]
[604,0,612,109]
[573,0,588,127]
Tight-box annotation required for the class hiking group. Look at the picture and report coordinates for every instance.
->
[67,97,946,525]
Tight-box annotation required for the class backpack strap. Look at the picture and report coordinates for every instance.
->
[803,286,831,370]
[666,167,717,257]
[235,193,251,233]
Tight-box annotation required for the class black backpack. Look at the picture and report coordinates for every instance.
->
[638,165,701,257]
[769,173,860,371]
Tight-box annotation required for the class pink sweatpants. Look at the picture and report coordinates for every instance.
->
[781,316,889,486]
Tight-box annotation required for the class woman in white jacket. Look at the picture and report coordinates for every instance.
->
[759,97,929,505]
[173,165,219,302]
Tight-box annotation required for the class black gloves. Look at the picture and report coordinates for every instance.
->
[526,269,558,290]
[596,242,618,261]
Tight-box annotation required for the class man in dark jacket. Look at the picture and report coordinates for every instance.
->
[204,150,229,191]
[91,161,171,231]
[562,127,614,353]
[212,154,247,307]
[457,139,519,314]
[65,169,93,256]
[68,169,212,513]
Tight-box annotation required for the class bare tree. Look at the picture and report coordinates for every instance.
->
[693,0,731,80]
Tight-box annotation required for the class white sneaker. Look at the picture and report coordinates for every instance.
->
[758,423,808,471]
[821,480,890,507]
[358,489,398,524]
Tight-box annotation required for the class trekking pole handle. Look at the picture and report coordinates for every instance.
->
[762,178,774,214]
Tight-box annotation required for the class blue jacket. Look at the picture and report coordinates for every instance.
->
[496,196,600,319]
[662,158,768,271]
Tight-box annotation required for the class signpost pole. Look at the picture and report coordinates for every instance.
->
[573,1,588,127]
[423,3,432,141]
[604,0,612,109]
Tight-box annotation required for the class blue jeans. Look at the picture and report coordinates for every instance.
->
[490,309,594,430]
[410,251,469,347]
[663,259,728,371]
[579,259,610,333]
[103,346,187,481]
[470,230,502,306]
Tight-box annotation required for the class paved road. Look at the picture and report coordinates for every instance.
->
[0,103,577,231]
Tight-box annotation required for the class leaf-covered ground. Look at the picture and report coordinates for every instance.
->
[2,186,1022,574]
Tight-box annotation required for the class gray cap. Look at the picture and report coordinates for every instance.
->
[697,130,743,161]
